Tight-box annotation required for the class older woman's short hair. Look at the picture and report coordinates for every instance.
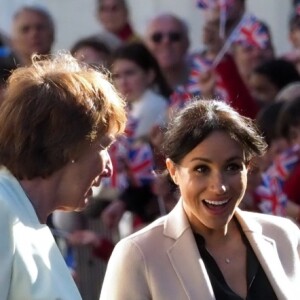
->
[0,52,126,179]
[162,99,267,164]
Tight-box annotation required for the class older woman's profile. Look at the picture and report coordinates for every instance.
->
[0,52,126,299]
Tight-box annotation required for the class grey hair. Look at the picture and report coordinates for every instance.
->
[12,5,55,33]
[145,12,189,38]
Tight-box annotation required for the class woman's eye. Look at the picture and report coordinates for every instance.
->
[226,163,243,173]
[196,165,209,174]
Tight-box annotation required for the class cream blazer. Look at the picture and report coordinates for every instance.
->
[100,200,300,300]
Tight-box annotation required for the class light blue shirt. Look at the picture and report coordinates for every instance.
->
[0,167,82,300]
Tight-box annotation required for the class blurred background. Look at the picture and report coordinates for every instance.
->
[0,0,293,56]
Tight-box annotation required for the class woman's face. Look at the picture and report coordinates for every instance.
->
[166,130,248,233]
[97,0,128,33]
[112,59,153,102]
[248,72,279,107]
[73,46,110,67]
[56,134,114,211]
[232,43,274,85]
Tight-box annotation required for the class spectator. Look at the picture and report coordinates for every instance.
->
[93,0,139,51]
[278,96,300,214]
[100,100,299,300]
[230,20,274,88]
[144,13,190,89]
[248,58,300,108]
[100,42,172,230]
[8,5,55,66]
[111,42,171,141]
[0,52,126,299]
[71,36,112,68]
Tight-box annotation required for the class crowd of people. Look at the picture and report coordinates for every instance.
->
[0,0,299,299]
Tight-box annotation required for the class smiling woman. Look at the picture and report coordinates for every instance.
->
[0,52,126,300]
[100,100,300,300]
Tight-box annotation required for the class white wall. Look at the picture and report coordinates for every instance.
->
[0,0,294,56]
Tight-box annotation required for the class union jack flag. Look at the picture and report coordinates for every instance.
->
[125,115,139,139]
[187,54,229,101]
[127,141,155,186]
[101,137,129,190]
[168,54,230,112]
[254,145,300,216]
[196,0,218,9]
[232,14,271,49]
[196,0,233,10]
[255,173,287,216]
[101,137,155,190]
[169,85,192,112]
[187,55,212,95]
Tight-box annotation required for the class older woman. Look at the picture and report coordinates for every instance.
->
[100,100,300,300]
[0,52,126,299]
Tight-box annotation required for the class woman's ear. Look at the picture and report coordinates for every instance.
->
[166,158,178,185]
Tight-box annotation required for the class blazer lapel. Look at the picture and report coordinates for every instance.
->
[164,200,215,300]
[236,210,296,300]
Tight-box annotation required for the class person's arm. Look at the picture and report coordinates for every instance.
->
[67,230,115,261]
[100,238,150,300]
[215,54,259,119]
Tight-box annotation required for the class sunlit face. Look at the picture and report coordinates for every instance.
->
[145,17,189,70]
[248,72,279,107]
[73,46,110,67]
[56,134,114,211]
[112,59,153,102]
[97,0,128,33]
[232,43,274,84]
[167,131,248,232]
[12,10,53,60]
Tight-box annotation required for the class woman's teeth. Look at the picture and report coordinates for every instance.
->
[203,199,229,206]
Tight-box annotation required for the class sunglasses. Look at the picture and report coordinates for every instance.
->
[150,31,182,44]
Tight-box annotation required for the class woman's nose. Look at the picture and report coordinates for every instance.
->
[209,173,227,194]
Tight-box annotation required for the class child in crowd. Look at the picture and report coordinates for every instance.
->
[253,99,300,224]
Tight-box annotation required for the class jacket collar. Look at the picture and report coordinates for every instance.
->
[163,199,215,299]
[235,209,297,300]
[163,200,295,300]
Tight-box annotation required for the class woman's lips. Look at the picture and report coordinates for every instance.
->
[202,198,231,214]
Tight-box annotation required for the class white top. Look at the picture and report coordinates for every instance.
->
[130,89,168,139]
[0,167,82,300]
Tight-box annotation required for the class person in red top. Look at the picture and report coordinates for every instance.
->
[278,96,300,223]
[94,0,139,49]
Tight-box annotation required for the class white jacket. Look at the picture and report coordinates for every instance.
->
[0,167,82,300]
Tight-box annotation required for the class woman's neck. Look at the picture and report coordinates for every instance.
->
[19,178,54,224]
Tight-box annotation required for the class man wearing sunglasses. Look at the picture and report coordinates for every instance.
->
[144,13,190,89]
